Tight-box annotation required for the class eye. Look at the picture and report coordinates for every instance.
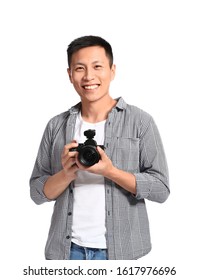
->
[94,65,102,70]
[75,66,84,72]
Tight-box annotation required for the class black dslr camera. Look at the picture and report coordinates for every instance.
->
[70,129,104,167]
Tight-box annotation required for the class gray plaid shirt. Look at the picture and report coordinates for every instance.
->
[30,97,170,260]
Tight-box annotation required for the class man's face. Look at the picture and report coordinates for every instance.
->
[68,46,115,104]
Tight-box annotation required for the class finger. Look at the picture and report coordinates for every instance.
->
[97,146,106,157]
[62,141,78,157]
[62,157,76,169]
[62,150,78,163]
[70,163,79,173]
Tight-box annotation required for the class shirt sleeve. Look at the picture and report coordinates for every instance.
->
[134,116,170,203]
[29,119,54,205]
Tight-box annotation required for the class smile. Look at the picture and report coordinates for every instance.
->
[83,84,99,90]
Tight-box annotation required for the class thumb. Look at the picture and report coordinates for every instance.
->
[97,146,106,158]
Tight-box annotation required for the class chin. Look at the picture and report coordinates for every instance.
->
[80,93,99,101]
[86,95,106,103]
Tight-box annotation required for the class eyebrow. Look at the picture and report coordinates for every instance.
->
[74,60,104,66]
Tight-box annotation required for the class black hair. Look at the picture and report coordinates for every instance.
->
[67,35,113,68]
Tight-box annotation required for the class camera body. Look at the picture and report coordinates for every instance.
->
[69,129,104,167]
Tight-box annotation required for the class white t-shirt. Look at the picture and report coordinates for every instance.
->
[71,112,107,249]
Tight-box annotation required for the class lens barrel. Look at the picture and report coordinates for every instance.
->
[78,145,100,167]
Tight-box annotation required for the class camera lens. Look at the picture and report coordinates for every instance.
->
[78,146,100,167]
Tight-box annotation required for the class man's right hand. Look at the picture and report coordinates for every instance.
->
[61,141,79,181]
[43,141,79,200]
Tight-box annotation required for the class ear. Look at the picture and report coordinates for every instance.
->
[111,64,116,81]
[67,68,73,83]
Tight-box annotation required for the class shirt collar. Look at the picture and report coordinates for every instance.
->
[114,96,127,110]
[69,102,81,114]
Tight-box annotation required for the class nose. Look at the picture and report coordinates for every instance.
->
[83,68,95,81]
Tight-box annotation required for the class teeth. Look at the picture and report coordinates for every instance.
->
[84,85,98,90]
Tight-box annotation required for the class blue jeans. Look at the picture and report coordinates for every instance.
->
[69,242,108,260]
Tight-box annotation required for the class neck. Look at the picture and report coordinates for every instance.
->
[81,96,116,123]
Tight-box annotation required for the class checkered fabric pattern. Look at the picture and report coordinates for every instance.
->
[30,97,170,260]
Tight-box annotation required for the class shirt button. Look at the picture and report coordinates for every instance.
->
[68,212,72,216]
[66,235,70,239]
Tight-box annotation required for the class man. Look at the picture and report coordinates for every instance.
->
[30,35,170,260]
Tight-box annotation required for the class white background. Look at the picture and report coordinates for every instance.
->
[0,0,199,279]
